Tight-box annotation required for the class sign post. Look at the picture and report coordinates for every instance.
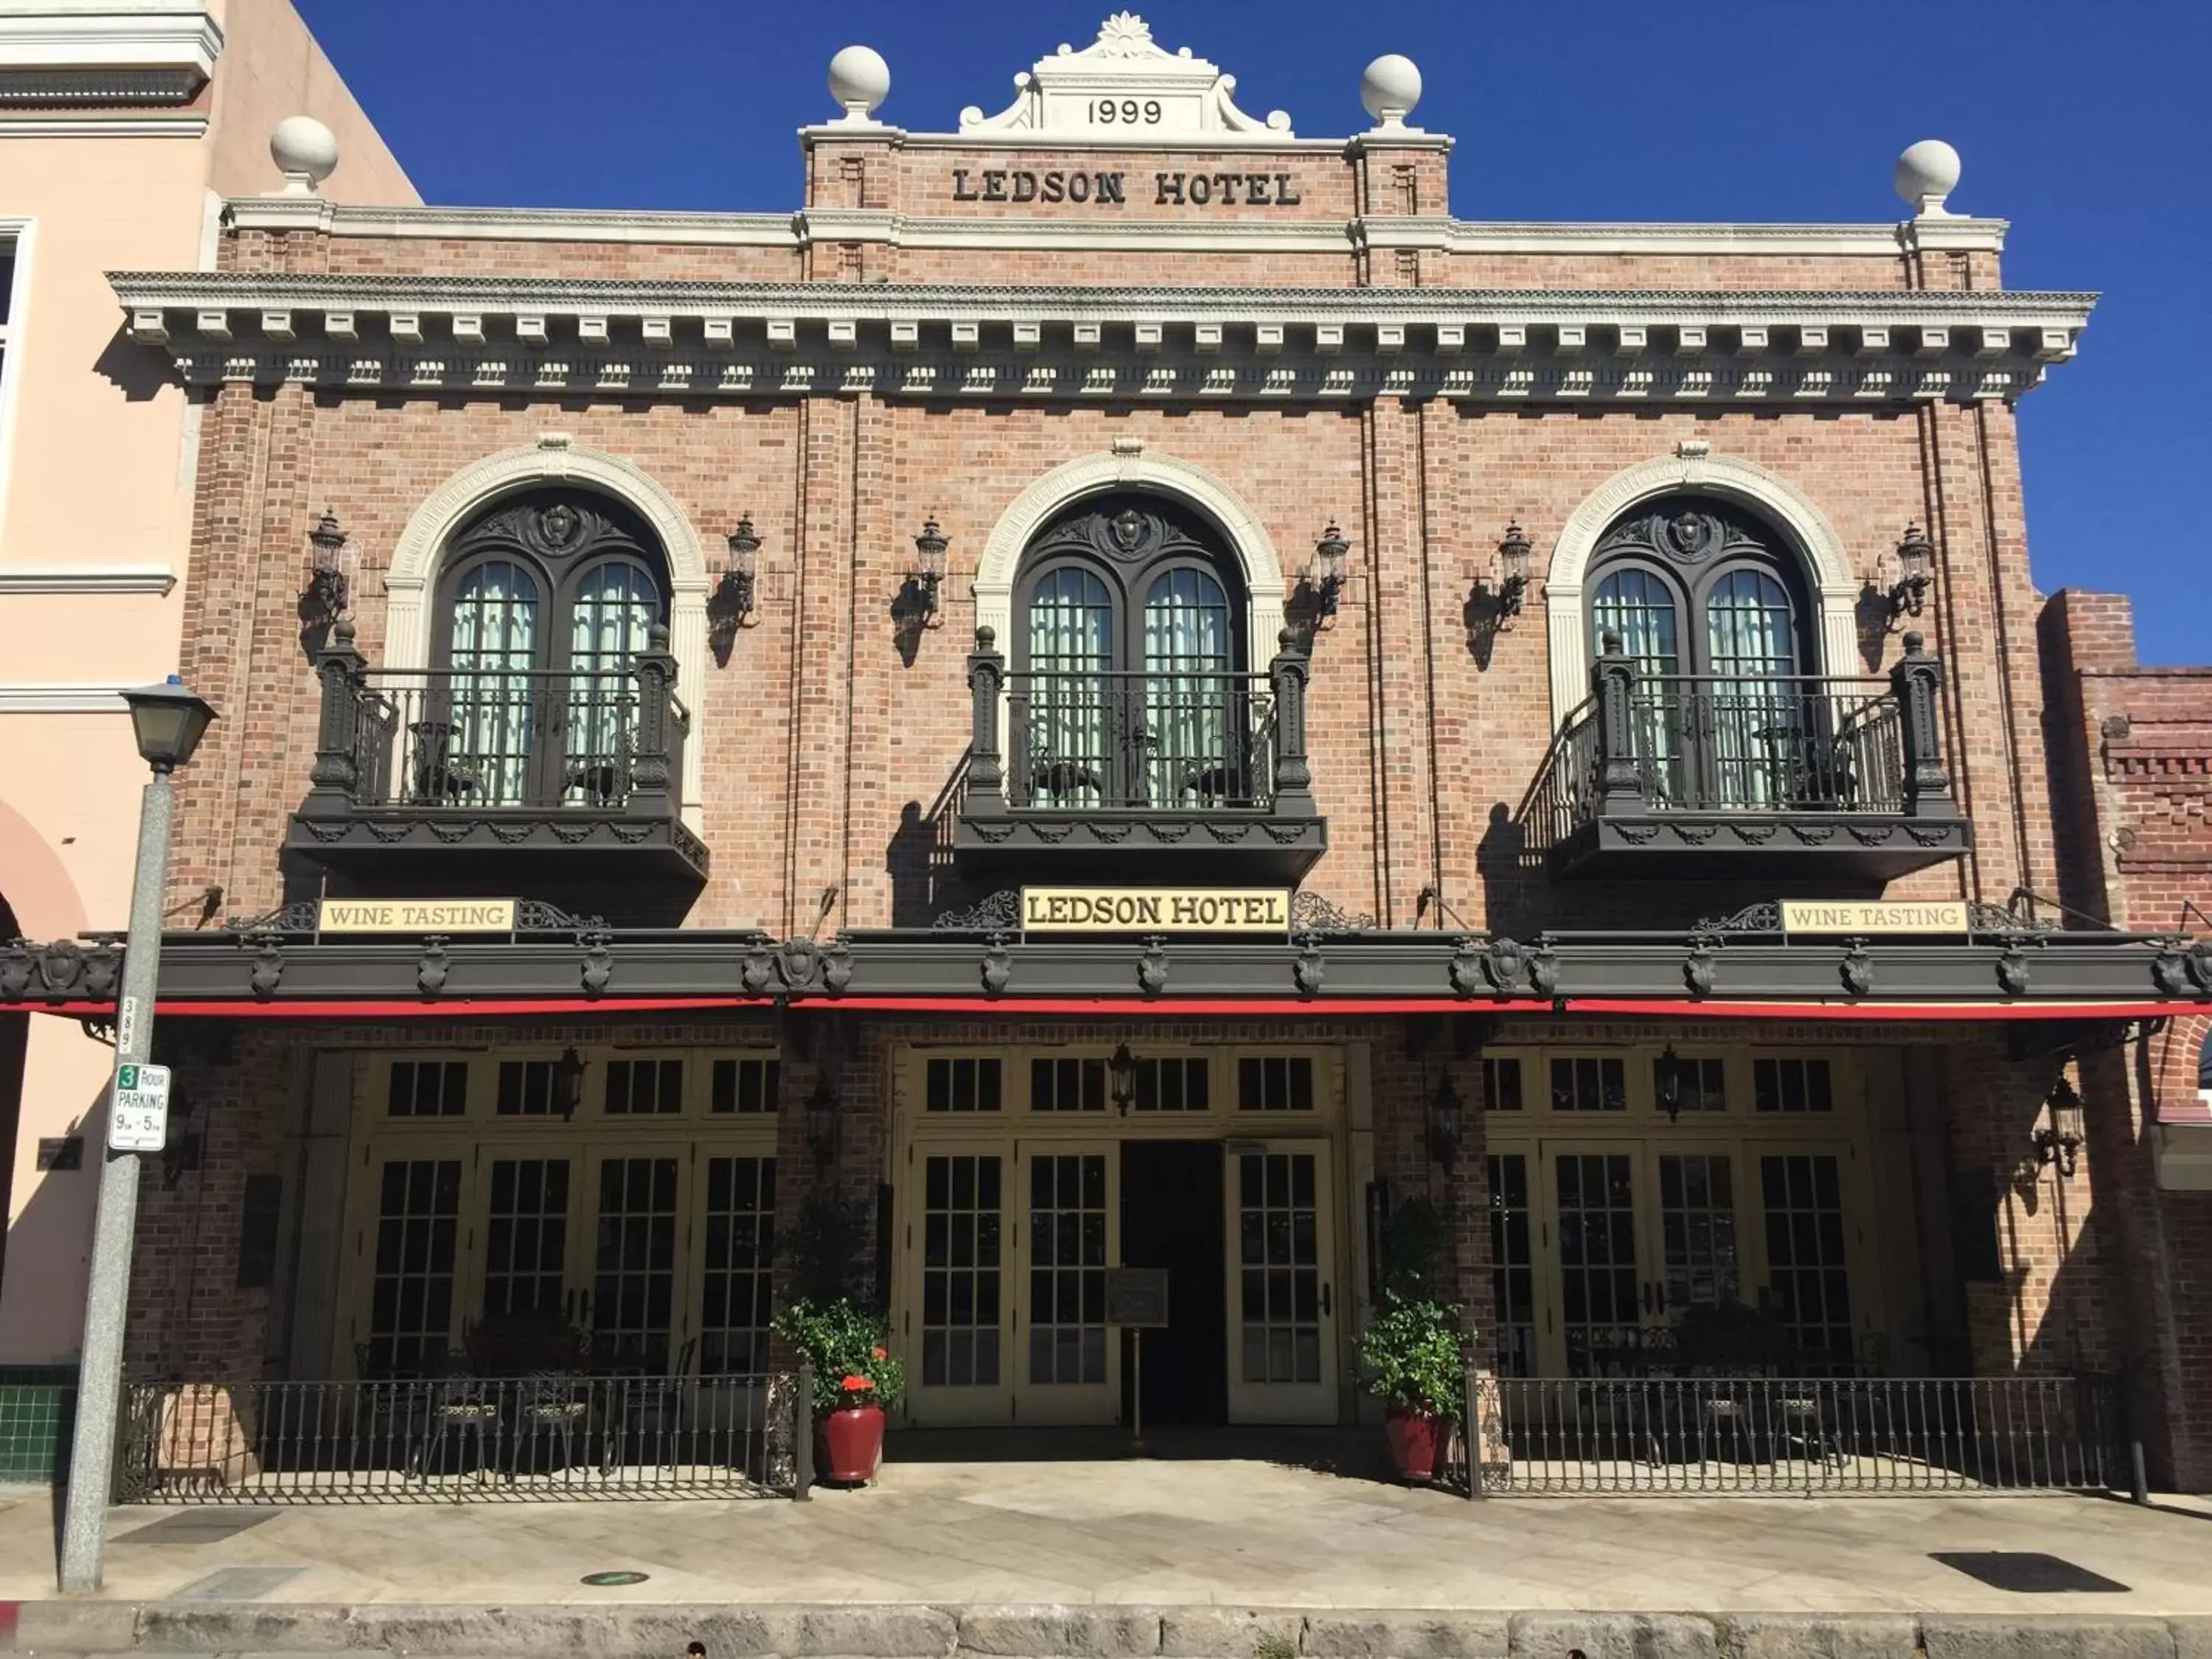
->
[1105,1267,1170,1453]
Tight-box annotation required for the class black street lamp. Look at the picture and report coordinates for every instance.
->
[1655,1043,1686,1124]
[122,676,218,773]
[909,517,950,627]
[2034,1074,2086,1178]
[1107,1042,1138,1115]
[1886,522,1935,623]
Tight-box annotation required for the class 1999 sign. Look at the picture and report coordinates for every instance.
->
[1089,99,1164,125]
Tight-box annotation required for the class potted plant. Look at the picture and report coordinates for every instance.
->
[771,1296,905,1482]
[1357,1292,1467,1482]
[768,1191,905,1484]
[1355,1197,1470,1483]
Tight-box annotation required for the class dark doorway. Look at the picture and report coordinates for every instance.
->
[1119,1141,1226,1426]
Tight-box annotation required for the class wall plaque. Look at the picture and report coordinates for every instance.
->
[318,898,518,934]
[1021,886,1290,933]
[1780,899,1969,936]
[1105,1267,1170,1327]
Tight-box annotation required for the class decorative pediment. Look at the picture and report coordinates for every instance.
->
[1596,497,1775,568]
[1028,493,1222,567]
[959,14,1293,141]
[450,488,659,566]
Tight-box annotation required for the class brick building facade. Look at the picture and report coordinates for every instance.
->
[7,19,2207,1486]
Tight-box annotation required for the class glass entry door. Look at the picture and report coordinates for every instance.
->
[1223,1141,1339,1424]
[1498,1137,1872,1377]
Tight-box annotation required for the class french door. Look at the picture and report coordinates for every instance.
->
[902,1141,1124,1426]
[1494,1137,1873,1377]
[1223,1140,1339,1424]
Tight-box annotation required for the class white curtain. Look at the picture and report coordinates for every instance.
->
[447,559,539,805]
[565,560,658,805]
[1024,567,1113,804]
[1591,568,1683,805]
[1703,568,1799,807]
[1144,568,1234,805]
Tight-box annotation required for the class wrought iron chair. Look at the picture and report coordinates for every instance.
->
[597,1335,698,1475]
[406,1353,499,1484]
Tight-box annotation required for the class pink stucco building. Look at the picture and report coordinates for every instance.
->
[0,0,412,1367]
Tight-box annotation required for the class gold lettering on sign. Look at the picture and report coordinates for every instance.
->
[1020,887,1290,935]
[1779,899,1969,936]
[317,898,519,935]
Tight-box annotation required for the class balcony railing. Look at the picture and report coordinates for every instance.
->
[288,620,708,919]
[1524,629,1966,877]
[955,628,1327,878]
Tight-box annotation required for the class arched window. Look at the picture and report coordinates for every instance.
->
[1588,498,1818,809]
[1011,494,1249,809]
[426,490,669,808]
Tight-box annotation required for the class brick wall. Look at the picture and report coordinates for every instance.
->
[2039,588,2212,1486]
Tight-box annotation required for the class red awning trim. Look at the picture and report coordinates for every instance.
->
[25,995,2204,1023]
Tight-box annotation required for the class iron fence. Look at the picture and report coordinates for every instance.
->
[1006,669,1278,810]
[117,1371,808,1503]
[1461,1372,2123,1496]
[344,667,686,813]
[1625,675,1907,814]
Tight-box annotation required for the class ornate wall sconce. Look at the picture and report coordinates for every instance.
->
[1300,521,1351,625]
[1107,1041,1138,1115]
[908,517,950,628]
[806,1073,841,1164]
[1480,521,1533,624]
[552,1047,588,1121]
[300,508,351,625]
[2033,1073,2085,1178]
[1655,1043,1686,1124]
[1427,1071,1464,1169]
[710,518,761,643]
[1883,522,1935,625]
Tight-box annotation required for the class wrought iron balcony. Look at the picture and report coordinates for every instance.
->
[953,629,1328,881]
[1526,630,1969,880]
[285,622,708,922]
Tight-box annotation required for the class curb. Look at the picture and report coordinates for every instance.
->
[1,1603,2205,1658]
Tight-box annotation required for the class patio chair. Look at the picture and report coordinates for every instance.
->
[508,1371,589,1480]
[407,1358,500,1484]
[599,1335,697,1475]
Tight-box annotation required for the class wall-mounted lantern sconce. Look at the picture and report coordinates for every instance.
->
[710,518,761,644]
[1883,521,1935,625]
[301,507,351,625]
[1107,1041,1138,1116]
[2033,1073,2085,1178]
[1655,1043,1686,1124]
[1301,521,1351,625]
[1427,1071,1464,1169]
[1483,521,1533,624]
[552,1046,588,1121]
[806,1073,841,1164]
[908,516,950,628]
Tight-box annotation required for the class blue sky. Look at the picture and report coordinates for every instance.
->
[298,0,2208,664]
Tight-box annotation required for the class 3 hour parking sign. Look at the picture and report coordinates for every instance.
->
[109,1062,171,1153]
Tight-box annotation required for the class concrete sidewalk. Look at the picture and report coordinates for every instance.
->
[4,1444,2211,1655]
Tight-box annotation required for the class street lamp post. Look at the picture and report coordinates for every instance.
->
[58,675,215,1593]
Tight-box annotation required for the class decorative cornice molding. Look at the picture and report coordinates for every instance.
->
[0,683,129,713]
[108,276,2087,406]
[0,6,220,86]
[0,563,176,594]
[0,66,202,105]
[0,111,203,136]
[218,198,2005,257]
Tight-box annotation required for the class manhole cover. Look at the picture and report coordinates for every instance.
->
[1930,1551,2130,1593]
[119,1509,280,1545]
[581,1571,650,1587]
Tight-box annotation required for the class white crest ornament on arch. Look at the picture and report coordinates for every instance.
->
[1542,451,1862,728]
[383,438,713,829]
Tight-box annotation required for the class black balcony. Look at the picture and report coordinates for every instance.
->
[285,622,709,923]
[1526,630,1970,881]
[953,629,1328,882]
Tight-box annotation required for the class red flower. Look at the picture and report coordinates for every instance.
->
[841,1373,873,1392]
[870,1346,888,1361]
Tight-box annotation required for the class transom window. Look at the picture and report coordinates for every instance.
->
[1011,494,1256,810]
[420,489,670,810]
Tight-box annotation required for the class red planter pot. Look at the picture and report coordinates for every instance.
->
[819,1405,886,1484]
[1383,1406,1445,1483]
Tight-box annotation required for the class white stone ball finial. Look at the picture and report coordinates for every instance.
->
[1360,54,1422,129]
[1893,139,1962,218]
[269,114,338,196]
[827,45,891,124]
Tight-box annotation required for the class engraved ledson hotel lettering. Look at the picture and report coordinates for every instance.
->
[950,170,1301,207]
[1023,890,1288,929]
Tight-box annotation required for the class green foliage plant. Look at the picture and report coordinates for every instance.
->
[1356,1291,1468,1419]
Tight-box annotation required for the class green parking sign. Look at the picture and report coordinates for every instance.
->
[110,1062,171,1153]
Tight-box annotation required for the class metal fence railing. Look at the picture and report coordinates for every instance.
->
[1460,1373,2124,1497]
[117,1371,812,1503]
[1006,669,1279,811]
